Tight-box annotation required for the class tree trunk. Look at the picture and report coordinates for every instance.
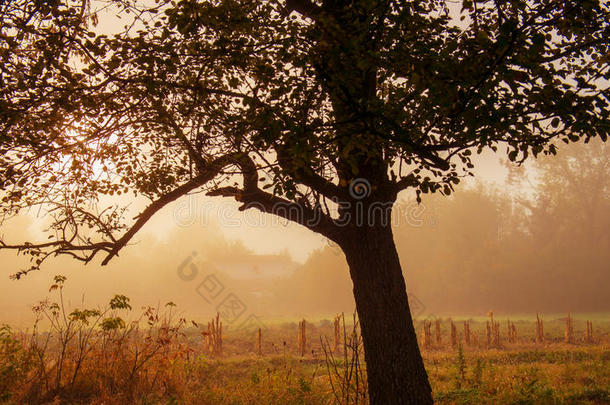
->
[341,222,433,405]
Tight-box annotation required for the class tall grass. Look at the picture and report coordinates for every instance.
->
[0,280,607,404]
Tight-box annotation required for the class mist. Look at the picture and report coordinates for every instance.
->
[1,140,608,328]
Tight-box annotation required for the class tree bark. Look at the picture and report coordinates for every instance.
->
[341,221,433,405]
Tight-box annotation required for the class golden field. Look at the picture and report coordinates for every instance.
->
[1,279,608,405]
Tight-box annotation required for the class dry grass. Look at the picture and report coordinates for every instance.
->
[1,321,609,404]
[0,279,608,404]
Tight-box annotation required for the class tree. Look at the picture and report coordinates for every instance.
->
[515,139,610,309]
[1,0,609,403]
[528,139,609,245]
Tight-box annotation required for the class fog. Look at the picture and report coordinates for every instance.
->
[1,140,608,328]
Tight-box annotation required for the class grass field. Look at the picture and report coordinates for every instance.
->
[1,283,608,404]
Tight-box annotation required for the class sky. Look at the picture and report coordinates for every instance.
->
[69,0,516,263]
[0,2,542,328]
[0,151,514,328]
[145,150,512,263]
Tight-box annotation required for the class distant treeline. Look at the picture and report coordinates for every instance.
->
[1,141,607,324]
[266,140,610,315]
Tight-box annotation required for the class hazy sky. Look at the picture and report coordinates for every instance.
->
[0,3,527,327]
[70,0,513,263]
[0,152,511,327]
[149,151,511,263]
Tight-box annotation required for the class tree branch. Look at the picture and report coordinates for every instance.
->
[275,143,345,199]
[207,153,341,241]
[100,153,246,265]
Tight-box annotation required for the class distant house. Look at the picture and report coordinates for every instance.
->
[207,253,298,280]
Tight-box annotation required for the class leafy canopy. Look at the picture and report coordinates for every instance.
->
[1,0,608,276]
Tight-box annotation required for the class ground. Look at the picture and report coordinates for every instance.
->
[1,311,608,404]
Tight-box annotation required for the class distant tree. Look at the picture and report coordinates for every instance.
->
[517,140,610,309]
[393,185,515,311]
[1,1,609,403]
[528,140,609,242]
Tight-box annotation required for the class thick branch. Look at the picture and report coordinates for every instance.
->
[100,153,246,265]
[207,153,341,241]
[394,173,419,191]
[275,143,345,199]
[207,185,341,241]
[0,152,267,276]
